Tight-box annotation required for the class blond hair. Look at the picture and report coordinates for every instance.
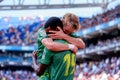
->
[62,13,81,31]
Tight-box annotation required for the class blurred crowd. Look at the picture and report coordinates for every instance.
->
[0,23,41,46]
[74,57,120,80]
[0,56,120,80]
[80,5,120,29]
[0,70,38,80]
[88,36,120,50]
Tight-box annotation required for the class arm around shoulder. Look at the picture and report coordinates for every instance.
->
[41,38,69,51]
[63,34,86,49]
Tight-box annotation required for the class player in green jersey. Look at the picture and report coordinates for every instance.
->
[36,17,78,63]
[40,39,76,80]
[33,17,78,80]
[33,13,85,80]
[41,13,85,57]
[47,13,85,49]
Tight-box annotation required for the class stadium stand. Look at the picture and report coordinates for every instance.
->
[74,57,120,80]
[0,4,120,80]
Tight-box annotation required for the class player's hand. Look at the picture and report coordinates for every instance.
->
[70,46,78,55]
[42,38,53,45]
[32,50,38,59]
[48,26,66,39]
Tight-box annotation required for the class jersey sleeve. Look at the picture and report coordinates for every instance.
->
[37,28,48,64]
[40,47,53,65]
[70,32,80,38]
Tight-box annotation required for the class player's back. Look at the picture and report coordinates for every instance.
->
[49,39,76,80]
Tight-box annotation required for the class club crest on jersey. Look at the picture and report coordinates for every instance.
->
[40,30,46,37]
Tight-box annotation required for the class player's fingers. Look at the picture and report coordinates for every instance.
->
[57,26,62,31]
[48,34,56,36]
[33,50,35,53]
[49,30,57,34]
[33,50,37,54]
[48,34,57,38]
[35,50,38,52]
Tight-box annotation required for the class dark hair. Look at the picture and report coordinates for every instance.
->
[44,17,63,30]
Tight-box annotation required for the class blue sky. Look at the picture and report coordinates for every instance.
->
[0,0,119,17]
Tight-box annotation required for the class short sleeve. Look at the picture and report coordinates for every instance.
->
[70,32,80,38]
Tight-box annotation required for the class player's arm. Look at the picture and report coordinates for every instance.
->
[41,38,68,51]
[41,38,78,53]
[48,27,85,49]
[32,50,48,76]
[38,29,77,53]
[32,47,54,76]
[35,64,48,76]
[62,35,85,49]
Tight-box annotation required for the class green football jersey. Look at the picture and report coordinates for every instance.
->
[37,27,47,63]
[38,71,49,80]
[40,39,76,80]
[70,32,79,38]
[37,27,50,80]
[37,28,78,80]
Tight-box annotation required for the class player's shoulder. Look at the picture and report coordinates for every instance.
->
[70,32,80,38]
[38,27,47,37]
[38,27,45,32]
